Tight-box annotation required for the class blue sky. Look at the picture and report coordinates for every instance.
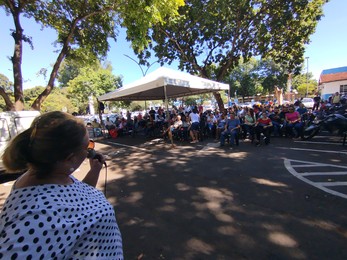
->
[1,0,346,89]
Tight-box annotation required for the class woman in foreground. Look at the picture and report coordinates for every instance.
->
[0,111,123,259]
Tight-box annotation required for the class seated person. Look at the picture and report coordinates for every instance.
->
[269,106,283,137]
[285,105,304,139]
[118,118,127,136]
[90,118,103,137]
[220,112,240,147]
[145,115,156,137]
[91,118,101,128]
[180,116,191,141]
[242,108,256,140]
[163,115,183,147]
[216,114,226,140]
[206,111,217,137]
[155,109,166,129]
[104,117,115,130]
[255,112,273,146]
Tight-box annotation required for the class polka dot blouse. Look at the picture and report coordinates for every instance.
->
[0,176,123,259]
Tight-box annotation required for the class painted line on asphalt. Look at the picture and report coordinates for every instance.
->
[294,141,342,145]
[284,159,347,199]
[289,147,347,155]
[316,182,347,187]
[301,171,347,176]
[103,140,149,152]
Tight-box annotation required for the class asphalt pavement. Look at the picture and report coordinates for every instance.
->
[1,133,347,259]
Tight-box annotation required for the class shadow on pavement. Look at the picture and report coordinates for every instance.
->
[96,135,347,259]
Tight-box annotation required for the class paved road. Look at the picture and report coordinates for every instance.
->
[1,134,347,259]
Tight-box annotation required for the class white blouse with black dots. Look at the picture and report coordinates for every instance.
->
[0,176,123,260]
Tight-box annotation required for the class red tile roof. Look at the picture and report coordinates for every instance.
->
[319,66,347,85]
[319,72,347,84]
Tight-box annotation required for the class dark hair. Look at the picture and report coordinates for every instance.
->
[249,108,254,118]
[2,111,87,176]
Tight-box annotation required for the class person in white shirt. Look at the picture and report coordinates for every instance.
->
[189,107,200,143]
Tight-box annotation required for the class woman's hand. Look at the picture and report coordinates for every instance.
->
[89,152,105,172]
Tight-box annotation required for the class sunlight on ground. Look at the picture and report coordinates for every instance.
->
[190,187,235,224]
[301,219,347,238]
[185,238,214,255]
[176,182,191,191]
[263,223,299,248]
[123,191,143,203]
[217,225,238,235]
[268,232,298,247]
[158,205,176,212]
[250,178,288,187]
[197,149,249,160]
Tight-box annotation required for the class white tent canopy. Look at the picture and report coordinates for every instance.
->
[98,67,229,101]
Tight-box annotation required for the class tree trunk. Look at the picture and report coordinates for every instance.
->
[11,5,25,111]
[30,35,71,111]
[30,16,84,111]
[213,92,226,113]
[0,88,15,111]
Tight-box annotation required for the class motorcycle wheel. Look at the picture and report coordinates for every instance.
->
[302,127,320,140]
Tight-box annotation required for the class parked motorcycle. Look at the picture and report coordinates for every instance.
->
[302,113,347,140]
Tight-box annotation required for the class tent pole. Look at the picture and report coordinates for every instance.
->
[164,85,169,120]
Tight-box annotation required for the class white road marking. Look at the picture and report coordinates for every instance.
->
[316,182,347,187]
[284,159,347,199]
[289,147,347,155]
[301,171,347,176]
[294,141,342,145]
[103,140,150,152]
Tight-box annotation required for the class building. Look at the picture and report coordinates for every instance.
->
[318,66,347,100]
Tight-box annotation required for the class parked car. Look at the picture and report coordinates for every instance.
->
[0,111,40,181]
[301,98,314,109]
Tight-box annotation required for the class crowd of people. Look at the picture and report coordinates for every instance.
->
[87,92,345,149]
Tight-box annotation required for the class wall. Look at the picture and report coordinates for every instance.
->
[319,79,347,100]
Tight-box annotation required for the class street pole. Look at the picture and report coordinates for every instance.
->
[305,56,309,97]
[123,54,158,111]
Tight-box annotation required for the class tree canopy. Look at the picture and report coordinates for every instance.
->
[66,62,122,114]
[138,0,328,111]
[0,0,184,111]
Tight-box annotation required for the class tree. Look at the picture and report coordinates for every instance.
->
[67,64,122,113]
[228,58,260,101]
[23,86,77,112]
[0,0,35,110]
[291,72,317,97]
[138,0,327,112]
[0,73,14,111]
[57,59,82,88]
[0,0,184,111]
[257,59,289,93]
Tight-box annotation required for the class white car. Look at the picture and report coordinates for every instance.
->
[301,98,314,109]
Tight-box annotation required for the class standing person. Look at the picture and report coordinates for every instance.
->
[189,107,200,143]
[313,93,321,111]
[332,92,341,106]
[0,111,123,259]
